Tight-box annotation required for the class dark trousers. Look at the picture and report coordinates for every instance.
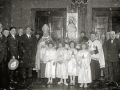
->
[22,68,33,78]
[0,62,10,89]
[39,63,46,78]
[104,60,109,79]
[90,60,101,81]
[9,68,19,81]
[107,61,120,82]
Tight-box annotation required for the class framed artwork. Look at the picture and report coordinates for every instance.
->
[66,13,78,41]
[51,17,64,40]
[94,17,108,34]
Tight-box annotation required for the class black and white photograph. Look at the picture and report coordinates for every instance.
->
[0,0,120,90]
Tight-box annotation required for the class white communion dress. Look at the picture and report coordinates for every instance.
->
[67,48,77,76]
[77,50,92,83]
[44,48,57,78]
[56,47,68,79]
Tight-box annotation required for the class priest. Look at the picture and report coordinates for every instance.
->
[88,31,105,81]
[35,24,53,84]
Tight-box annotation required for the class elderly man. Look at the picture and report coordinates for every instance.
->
[35,24,53,85]
[17,28,24,77]
[88,31,105,81]
[20,26,37,81]
[106,31,120,82]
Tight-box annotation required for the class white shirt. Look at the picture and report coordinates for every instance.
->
[27,34,31,38]
[12,35,15,39]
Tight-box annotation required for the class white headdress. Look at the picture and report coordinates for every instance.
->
[110,31,115,35]
[42,24,49,33]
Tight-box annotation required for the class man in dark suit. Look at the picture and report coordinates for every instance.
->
[106,31,120,82]
[35,33,41,43]
[79,31,89,43]
[8,27,18,84]
[17,28,24,77]
[20,26,37,80]
[17,28,24,59]
[0,23,9,90]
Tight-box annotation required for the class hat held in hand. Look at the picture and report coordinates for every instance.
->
[8,57,19,70]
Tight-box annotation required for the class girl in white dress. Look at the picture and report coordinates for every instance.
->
[67,41,77,85]
[56,42,68,85]
[77,42,92,88]
[44,41,57,84]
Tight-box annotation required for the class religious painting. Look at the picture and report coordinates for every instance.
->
[66,13,78,41]
[94,17,108,34]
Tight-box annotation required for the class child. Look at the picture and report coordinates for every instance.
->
[75,42,81,77]
[67,41,77,85]
[56,42,68,85]
[44,41,56,84]
[77,42,92,88]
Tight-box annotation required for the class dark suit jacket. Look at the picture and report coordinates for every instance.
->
[106,38,120,62]
[0,35,7,63]
[7,34,18,59]
[20,34,37,68]
[79,36,89,43]
[17,35,23,59]
[102,39,107,60]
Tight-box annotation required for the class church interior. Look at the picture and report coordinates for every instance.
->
[0,0,120,90]
[1,0,120,39]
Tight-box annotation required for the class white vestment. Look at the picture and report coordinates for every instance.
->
[88,40,105,68]
[35,35,52,71]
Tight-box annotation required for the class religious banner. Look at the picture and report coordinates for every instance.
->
[66,13,78,41]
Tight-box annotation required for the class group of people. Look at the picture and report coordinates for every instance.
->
[35,25,105,88]
[0,23,38,90]
[0,22,120,90]
[35,24,120,88]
